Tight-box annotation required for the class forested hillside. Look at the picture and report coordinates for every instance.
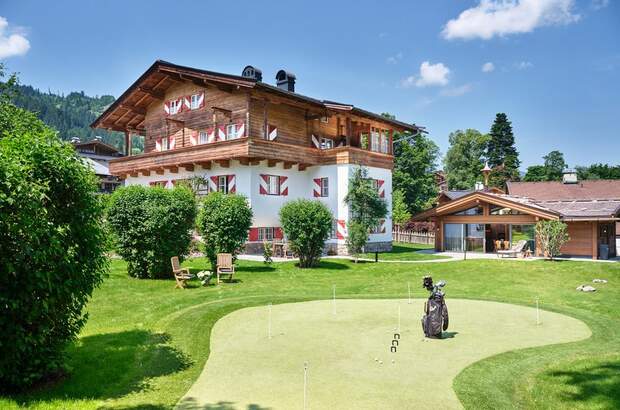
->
[11,84,129,151]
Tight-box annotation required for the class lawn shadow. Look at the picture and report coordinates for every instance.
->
[176,397,272,410]
[315,260,350,270]
[15,330,191,405]
[238,265,276,273]
[442,331,459,339]
[544,362,620,408]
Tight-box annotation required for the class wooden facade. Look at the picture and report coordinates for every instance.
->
[91,60,417,177]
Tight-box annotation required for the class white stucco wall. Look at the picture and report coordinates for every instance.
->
[122,160,392,244]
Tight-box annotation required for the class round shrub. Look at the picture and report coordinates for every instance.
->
[197,192,253,271]
[107,185,197,278]
[280,199,333,268]
[0,105,108,390]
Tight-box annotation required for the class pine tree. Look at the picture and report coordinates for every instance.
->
[486,113,520,189]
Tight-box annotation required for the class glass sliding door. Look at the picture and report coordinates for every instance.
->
[510,224,536,253]
[466,224,485,252]
[444,223,464,252]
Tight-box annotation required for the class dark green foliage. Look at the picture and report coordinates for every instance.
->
[523,165,549,182]
[524,151,568,182]
[486,113,521,188]
[279,199,333,268]
[444,129,490,190]
[391,189,411,227]
[346,220,370,261]
[107,186,197,279]
[345,167,388,229]
[0,96,108,390]
[577,163,620,180]
[197,192,253,271]
[393,131,440,213]
[535,220,570,260]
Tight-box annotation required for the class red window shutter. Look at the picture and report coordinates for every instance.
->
[237,120,245,138]
[259,174,269,195]
[279,176,288,196]
[313,178,322,197]
[169,135,176,149]
[198,92,205,109]
[190,130,198,146]
[227,175,236,193]
[377,179,385,198]
[249,228,259,241]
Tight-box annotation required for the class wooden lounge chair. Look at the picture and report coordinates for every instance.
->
[216,253,235,283]
[171,256,194,289]
[496,240,528,258]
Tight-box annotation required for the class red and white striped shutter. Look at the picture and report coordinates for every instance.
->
[237,120,245,138]
[259,174,269,195]
[183,96,191,111]
[163,101,170,115]
[336,220,347,239]
[176,97,184,113]
[313,178,322,197]
[209,176,218,193]
[198,92,205,109]
[190,131,198,146]
[248,228,259,242]
[227,175,236,193]
[155,138,162,151]
[377,179,385,198]
[218,125,226,141]
[311,134,320,148]
[268,124,278,141]
[279,176,288,196]
[169,135,176,150]
[207,127,215,143]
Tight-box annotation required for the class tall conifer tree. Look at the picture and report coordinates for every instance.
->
[486,113,520,188]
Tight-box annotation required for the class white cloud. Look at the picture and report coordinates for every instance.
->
[592,0,609,10]
[440,83,474,97]
[386,52,403,64]
[516,60,534,69]
[441,0,580,40]
[0,17,30,59]
[402,61,450,88]
[482,62,495,72]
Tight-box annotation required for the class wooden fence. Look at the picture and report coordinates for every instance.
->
[392,228,435,245]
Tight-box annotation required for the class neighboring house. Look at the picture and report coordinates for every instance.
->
[91,60,422,254]
[73,138,124,193]
[413,171,619,259]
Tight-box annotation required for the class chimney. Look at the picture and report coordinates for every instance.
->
[275,70,296,92]
[241,65,262,82]
[562,169,578,184]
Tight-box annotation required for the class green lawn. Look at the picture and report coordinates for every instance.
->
[360,242,449,261]
[2,257,619,409]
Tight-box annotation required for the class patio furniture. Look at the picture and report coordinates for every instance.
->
[216,253,235,283]
[171,256,195,289]
[496,240,528,258]
[272,241,285,258]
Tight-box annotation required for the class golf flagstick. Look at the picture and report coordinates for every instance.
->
[408,282,412,304]
[398,303,401,332]
[303,361,308,410]
[268,302,272,339]
[332,285,336,315]
[536,298,540,325]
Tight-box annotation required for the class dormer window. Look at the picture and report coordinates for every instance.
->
[190,94,201,110]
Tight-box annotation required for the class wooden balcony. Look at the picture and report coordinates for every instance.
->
[109,137,393,177]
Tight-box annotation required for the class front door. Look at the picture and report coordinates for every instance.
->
[598,223,616,258]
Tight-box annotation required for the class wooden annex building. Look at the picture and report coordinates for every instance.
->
[413,171,619,260]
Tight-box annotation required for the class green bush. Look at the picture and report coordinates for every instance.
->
[280,199,333,268]
[0,103,108,390]
[107,186,197,278]
[535,220,570,260]
[197,192,253,271]
[346,221,370,262]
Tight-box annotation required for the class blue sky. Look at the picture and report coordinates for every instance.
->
[1,0,618,169]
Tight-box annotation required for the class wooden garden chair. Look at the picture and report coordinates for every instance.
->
[171,256,194,289]
[216,253,235,284]
[497,240,528,259]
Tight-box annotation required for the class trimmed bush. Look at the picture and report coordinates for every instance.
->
[280,199,333,268]
[0,103,108,390]
[107,186,197,278]
[197,192,253,271]
[535,220,570,260]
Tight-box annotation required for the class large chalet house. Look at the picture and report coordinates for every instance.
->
[92,60,422,254]
[414,170,619,260]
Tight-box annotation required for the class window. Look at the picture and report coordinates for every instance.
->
[320,138,333,150]
[453,206,483,216]
[218,175,228,194]
[490,206,524,215]
[199,131,208,144]
[169,100,180,115]
[161,136,169,151]
[258,227,274,241]
[226,124,238,140]
[267,175,280,195]
[320,178,329,197]
[320,116,329,124]
[380,130,389,153]
[371,130,380,152]
[190,94,200,110]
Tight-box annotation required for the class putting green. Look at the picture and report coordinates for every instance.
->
[177,299,590,410]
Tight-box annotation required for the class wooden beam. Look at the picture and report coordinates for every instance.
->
[346,117,352,147]
[167,166,178,173]
[298,164,309,171]
[119,104,146,116]
[141,170,151,176]
[124,130,131,156]
[267,159,279,167]
[592,221,598,260]
[198,161,211,170]
[129,171,138,178]
[216,159,230,168]
[212,106,232,117]
[283,161,294,169]
[249,159,261,166]
[181,164,194,171]
[138,86,165,100]
[155,168,165,175]
[238,157,250,166]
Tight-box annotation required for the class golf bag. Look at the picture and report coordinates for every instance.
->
[421,276,449,339]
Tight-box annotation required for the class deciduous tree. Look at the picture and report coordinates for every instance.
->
[444,129,490,190]
[535,220,569,260]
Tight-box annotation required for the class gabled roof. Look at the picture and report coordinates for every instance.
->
[91,60,421,133]
[73,139,122,156]
[507,180,620,201]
